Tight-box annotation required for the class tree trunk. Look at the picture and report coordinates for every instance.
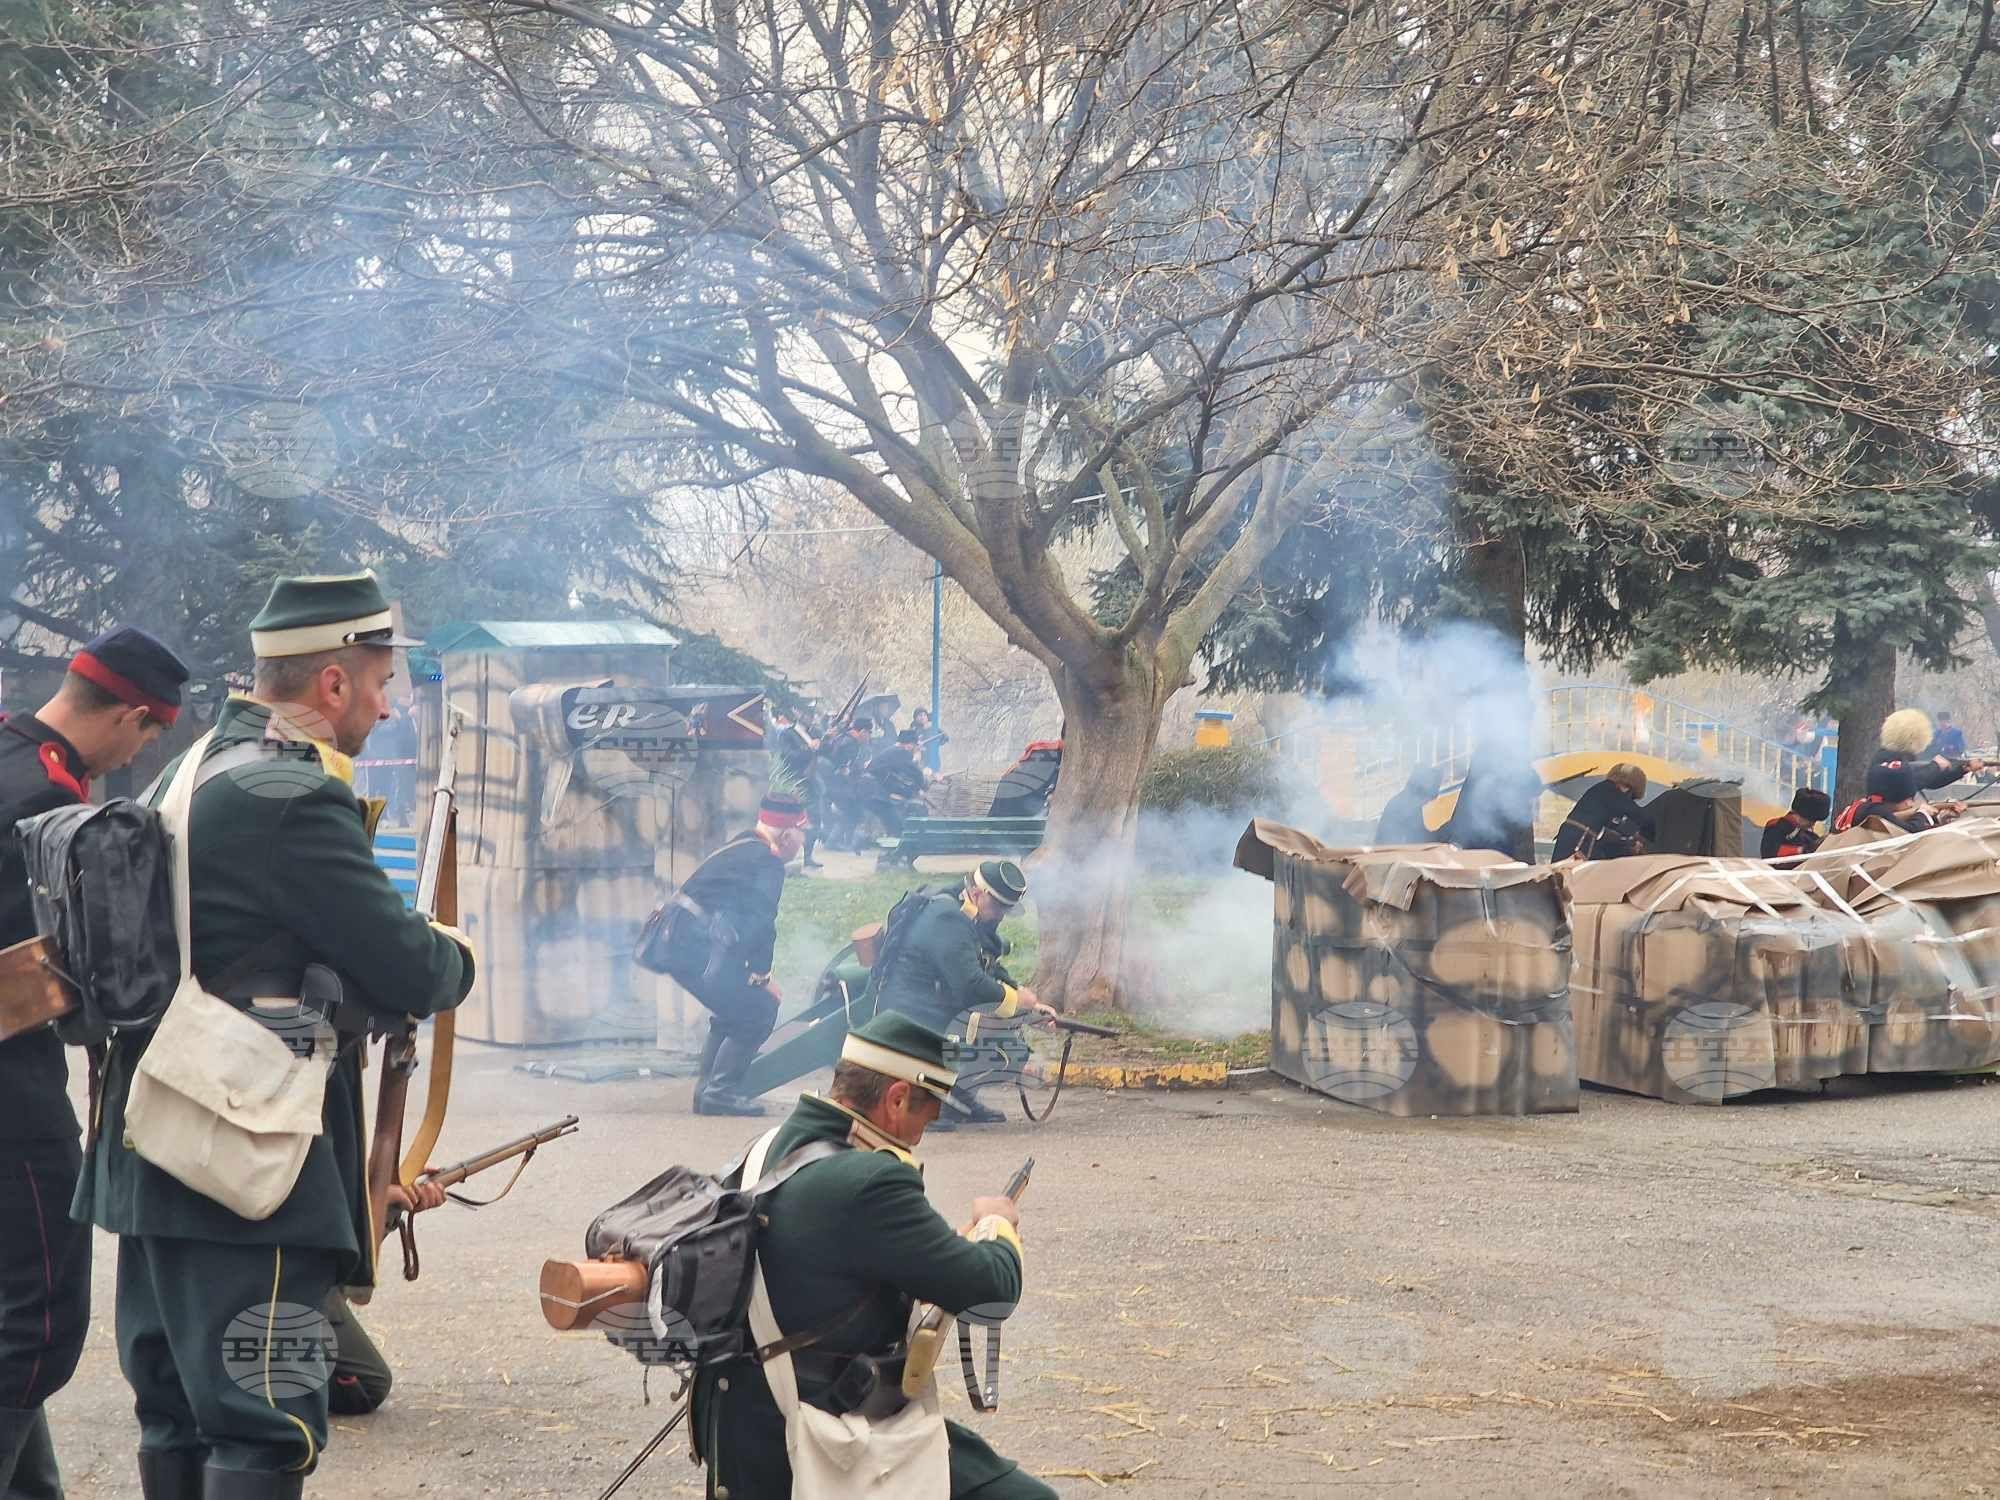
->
[1448,498,1537,858]
[1831,630,1895,808]
[1030,658,1165,1013]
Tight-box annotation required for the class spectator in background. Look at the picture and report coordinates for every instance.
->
[366,698,420,823]
[1928,710,1968,761]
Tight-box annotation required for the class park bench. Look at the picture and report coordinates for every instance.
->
[877,814,1047,867]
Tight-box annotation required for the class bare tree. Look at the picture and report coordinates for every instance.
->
[388,0,1993,1005]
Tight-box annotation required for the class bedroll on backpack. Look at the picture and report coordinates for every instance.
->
[15,799,178,1046]
[576,1137,845,1371]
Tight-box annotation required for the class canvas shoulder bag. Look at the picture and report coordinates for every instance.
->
[740,1129,950,1499]
[126,731,332,1221]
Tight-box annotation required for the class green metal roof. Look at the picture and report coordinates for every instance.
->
[429,620,679,653]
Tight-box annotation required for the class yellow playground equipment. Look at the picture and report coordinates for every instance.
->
[1306,683,1828,836]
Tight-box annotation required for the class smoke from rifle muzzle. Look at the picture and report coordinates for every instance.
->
[1033,621,1539,1036]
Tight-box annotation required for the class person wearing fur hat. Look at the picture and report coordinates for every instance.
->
[1874,708,1984,792]
[1835,760,1953,835]
[653,792,811,1115]
[1760,787,1833,858]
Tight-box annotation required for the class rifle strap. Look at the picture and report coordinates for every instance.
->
[1016,1031,1076,1124]
[441,1146,536,1209]
[957,1317,1002,1412]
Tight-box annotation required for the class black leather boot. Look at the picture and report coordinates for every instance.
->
[695,1035,767,1116]
[934,1086,1006,1130]
[137,1447,205,1500]
[689,1025,725,1114]
[201,1466,304,1500]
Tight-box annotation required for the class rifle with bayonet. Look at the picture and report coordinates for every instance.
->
[823,675,871,736]
[903,1156,1033,1412]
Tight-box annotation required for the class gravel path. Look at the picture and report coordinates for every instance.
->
[41,1053,2000,1497]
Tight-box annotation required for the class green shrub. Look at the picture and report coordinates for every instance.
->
[1139,746,1286,816]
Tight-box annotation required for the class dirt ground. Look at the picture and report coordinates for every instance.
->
[43,1050,2000,1498]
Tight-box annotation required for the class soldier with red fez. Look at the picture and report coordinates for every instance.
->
[657,793,811,1115]
[0,627,189,1500]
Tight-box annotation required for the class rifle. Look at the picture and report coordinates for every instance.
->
[903,1157,1032,1411]
[362,708,465,1293]
[961,1009,1117,1123]
[824,675,871,736]
[401,1113,580,1218]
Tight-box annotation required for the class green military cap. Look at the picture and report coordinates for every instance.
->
[972,859,1028,906]
[841,1012,957,1099]
[249,571,423,658]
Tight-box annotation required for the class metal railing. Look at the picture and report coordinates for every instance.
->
[1300,682,1825,816]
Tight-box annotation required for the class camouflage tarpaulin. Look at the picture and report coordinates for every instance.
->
[1568,820,2000,1103]
[1235,820,1578,1117]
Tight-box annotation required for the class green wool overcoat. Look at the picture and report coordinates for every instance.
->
[74,695,473,1287]
[874,893,1018,1032]
[693,1093,1030,1497]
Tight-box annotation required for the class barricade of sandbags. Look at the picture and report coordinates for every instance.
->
[1235,820,1577,1116]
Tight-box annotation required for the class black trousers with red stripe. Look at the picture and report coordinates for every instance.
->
[0,1135,91,1406]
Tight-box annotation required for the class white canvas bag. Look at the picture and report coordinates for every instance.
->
[126,731,331,1220]
[741,1129,951,1499]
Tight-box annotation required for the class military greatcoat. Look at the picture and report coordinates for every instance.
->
[693,1093,1053,1499]
[75,695,472,1473]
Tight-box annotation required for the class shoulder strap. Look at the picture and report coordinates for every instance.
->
[157,730,220,988]
[744,1137,848,1198]
[741,1129,876,1380]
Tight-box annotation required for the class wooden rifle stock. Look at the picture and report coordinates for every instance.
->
[363,709,463,1292]
[902,1157,1033,1399]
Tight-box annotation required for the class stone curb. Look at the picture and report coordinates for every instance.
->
[1023,1060,1271,1091]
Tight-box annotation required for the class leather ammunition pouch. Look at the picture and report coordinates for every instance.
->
[634,884,738,982]
[795,1345,911,1420]
[213,953,371,1059]
[651,894,739,986]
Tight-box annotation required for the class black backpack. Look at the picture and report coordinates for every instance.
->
[16,799,178,1046]
[582,1136,853,1371]
[869,885,951,994]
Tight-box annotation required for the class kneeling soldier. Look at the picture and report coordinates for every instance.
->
[874,860,1057,1126]
[693,1013,1056,1499]
[1760,788,1832,859]
[77,573,474,1500]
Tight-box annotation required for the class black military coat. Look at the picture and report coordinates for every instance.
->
[1552,779,1656,862]
[0,715,90,1142]
[665,830,786,977]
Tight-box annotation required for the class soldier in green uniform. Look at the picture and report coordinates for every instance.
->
[873,860,1056,1126]
[75,573,475,1500]
[693,1012,1057,1499]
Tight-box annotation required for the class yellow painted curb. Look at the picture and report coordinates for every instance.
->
[1025,1058,1231,1090]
